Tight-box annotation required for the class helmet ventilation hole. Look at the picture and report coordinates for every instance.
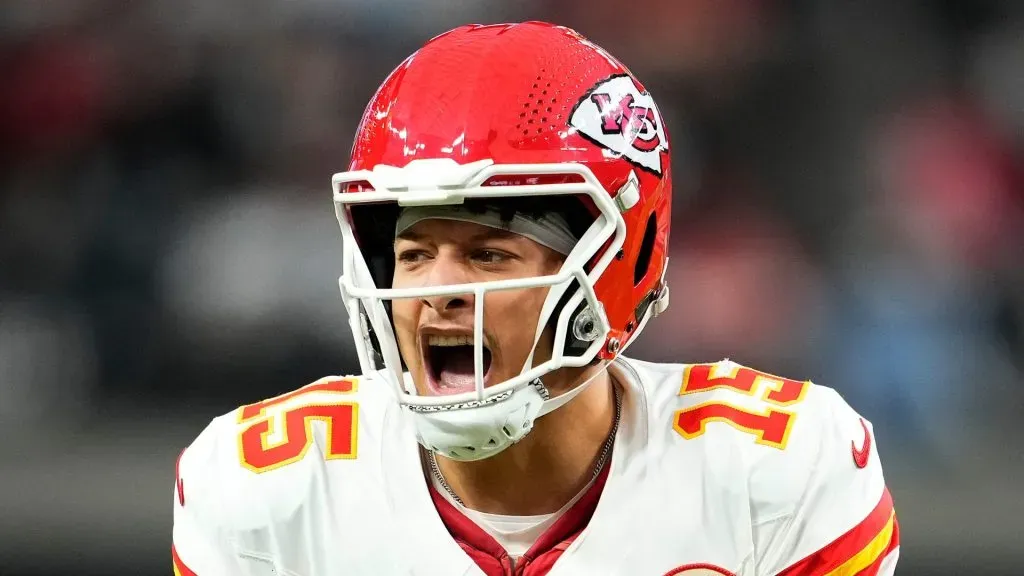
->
[634,213,657,286]
[514,67,579,141]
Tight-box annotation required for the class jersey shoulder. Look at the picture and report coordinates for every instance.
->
[628,357,898,573]
[634,357,860,453]
[174,373,394,531]
[630,357,888,522]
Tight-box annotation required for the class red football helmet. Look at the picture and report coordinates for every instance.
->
[333,22,672,460]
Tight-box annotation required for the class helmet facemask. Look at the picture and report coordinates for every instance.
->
[333,159,626,460]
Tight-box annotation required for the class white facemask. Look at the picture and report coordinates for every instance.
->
[333,159,627,461]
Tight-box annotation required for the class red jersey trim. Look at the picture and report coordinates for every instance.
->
[777,488,899,576]
[172,544,199,576]
[430,461,612,575]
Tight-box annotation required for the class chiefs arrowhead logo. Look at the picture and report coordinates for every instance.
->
[570,74,669,175]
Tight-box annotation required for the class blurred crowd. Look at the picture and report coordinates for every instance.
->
[1,1,1022,574]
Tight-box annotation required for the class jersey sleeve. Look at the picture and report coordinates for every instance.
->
[172,417,248,576]
[752,387,900,576]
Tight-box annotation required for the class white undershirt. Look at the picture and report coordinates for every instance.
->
[431,473,598,558]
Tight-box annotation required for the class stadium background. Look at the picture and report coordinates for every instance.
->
[1,1,1022,574]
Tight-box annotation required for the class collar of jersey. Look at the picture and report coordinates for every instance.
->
[428,460,612,568]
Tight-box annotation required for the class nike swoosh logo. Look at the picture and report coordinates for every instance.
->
[851,417,871,469]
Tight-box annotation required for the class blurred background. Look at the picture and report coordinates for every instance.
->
[1,0,1022,574]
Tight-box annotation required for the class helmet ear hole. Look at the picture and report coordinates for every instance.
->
[556,283,596,358]
[633,213,657,286]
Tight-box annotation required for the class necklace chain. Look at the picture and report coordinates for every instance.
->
[427,384,623,508]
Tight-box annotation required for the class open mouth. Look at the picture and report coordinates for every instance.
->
[422,334,493,395]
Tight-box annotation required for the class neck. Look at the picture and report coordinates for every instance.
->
[432,367,618,516]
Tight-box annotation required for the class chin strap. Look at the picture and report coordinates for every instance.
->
[535,360,611,418]
[536,277,669,418]
[536,266,669,419]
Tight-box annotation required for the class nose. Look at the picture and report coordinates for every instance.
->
[420,253,473,313]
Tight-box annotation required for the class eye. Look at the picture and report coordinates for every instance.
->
[472,249,513,265]
[396,249,430,264]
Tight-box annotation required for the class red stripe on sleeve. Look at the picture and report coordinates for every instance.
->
[856,514,900,575]
[172,544,200,576]
[777,488,896,576]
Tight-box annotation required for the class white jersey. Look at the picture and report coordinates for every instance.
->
[172,357,900,576]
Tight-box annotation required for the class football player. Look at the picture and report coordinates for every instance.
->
[173,21,899,575]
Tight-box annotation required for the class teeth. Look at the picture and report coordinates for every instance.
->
[427,335,474,347]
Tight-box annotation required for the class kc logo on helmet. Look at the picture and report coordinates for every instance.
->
[570,74,669,175]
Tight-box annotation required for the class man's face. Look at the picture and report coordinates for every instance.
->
[391,218,565,397]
